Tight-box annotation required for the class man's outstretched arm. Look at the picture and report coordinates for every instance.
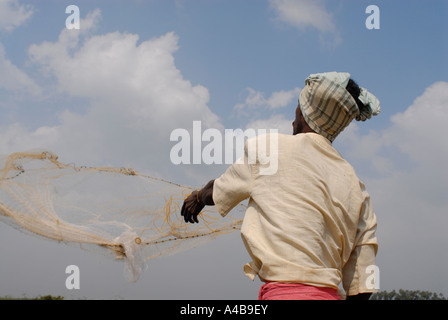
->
[181,180,215,223]
[197,179,215,206]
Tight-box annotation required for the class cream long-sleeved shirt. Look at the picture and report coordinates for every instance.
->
[212,133,378,296]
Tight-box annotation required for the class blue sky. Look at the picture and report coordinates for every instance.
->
[2,0,447,130]
[0,0,447,299]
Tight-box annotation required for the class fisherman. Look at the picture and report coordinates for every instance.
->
[181,72,380,300]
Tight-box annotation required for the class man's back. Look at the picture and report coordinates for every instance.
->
[213,132,377,293]
[182,71,380,299]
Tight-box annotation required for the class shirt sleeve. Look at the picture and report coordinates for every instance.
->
[212,142,253,217]
[342,181,379,296]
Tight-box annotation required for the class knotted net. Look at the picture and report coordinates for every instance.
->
[0,151,245,281]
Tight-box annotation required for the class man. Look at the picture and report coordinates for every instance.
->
[181,72,380,300]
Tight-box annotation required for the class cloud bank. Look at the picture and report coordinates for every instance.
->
[0,43,40,95]
[336,81,448,292]
[1,9,222,184]
[0,0,39,96]
[0,0,33,32]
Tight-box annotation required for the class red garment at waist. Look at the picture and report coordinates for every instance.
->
[258,282,340,300]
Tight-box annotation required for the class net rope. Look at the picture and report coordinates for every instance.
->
[0,151,245,281]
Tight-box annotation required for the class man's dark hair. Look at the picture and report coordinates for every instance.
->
[346,79,369,115]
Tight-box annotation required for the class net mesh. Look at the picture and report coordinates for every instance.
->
[0,151,245,281]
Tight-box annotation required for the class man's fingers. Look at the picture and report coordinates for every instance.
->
[185,208,192,223]
[193,211,199,223]
[189,205,198,223]
[181,194,192,222]
[181,201,186,217]
[180,193,203,224]
[181,201,191,223]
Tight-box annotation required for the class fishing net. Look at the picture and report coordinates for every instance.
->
[0,151,245,281]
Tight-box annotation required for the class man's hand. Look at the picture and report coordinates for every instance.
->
[181,190,205,223]
[181,180,215,224]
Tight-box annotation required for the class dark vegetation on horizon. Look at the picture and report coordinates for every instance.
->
[1,290,446,300]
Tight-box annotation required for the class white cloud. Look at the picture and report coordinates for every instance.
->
[232,87,299,135]
[386,82,448,167]
[335,81,448,293]
[269,0,334,32]
[269,0,340,46]
[0,0,33,32]
[1,9,222,185]
[235,87,301,110]
[0,1,39,95]
[338,81,448,179]
[245,114,292,135]
[267,89,301,109]
[28,10,215,127]
[0,43,41,95]
[233,86,299,133]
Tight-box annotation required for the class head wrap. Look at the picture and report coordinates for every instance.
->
[298,72,380,142]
